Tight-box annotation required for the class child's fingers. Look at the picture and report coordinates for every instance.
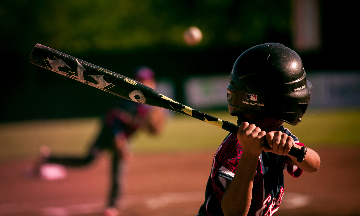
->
[265,131,296,156]
[238,122,249,133]
[284,135,294,155]
[266,131,284,151]
[258,130,266,139]
[278,133,288,154]
[266,131,281,149]
[237,122,266,156]
[266,132,274,148]
[251,126,262,138]
[244,124,257,137]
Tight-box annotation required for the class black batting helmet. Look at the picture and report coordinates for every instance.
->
[227,43,312,125]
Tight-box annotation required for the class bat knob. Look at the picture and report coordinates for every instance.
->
[289,146,307,163]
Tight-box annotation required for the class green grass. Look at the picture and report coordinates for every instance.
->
[132,110,237,153]
[282,108,360,146]
[0,118,101,160]
[0,109,359,160]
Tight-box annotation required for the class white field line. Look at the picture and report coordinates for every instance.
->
[145,191,203,209]
[0,197,104,215]
[280,192,311,210]
[41,203,104,216]
[0,191,309,215]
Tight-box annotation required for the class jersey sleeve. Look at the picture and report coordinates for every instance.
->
[282,127,305,178]
[212,133,241,191]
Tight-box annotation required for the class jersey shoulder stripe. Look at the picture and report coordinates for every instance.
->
[218,166,235,180]
[279,125,299,143]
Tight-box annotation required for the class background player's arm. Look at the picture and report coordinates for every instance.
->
[145,107,167,135]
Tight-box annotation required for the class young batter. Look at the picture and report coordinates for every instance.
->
[35,67,167,216]
[197,43,320,216]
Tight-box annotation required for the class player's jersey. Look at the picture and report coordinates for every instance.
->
[197,125,304,216]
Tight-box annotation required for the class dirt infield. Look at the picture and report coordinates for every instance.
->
[0,147,359,216]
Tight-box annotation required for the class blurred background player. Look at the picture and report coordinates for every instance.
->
[197,43,320,216]
[34,66,167,216]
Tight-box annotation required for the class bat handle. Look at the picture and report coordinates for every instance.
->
[289,145,307,163]
[223,122,306,162]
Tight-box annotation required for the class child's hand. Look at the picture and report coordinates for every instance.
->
[237,122,266,156]
[263,131,294,156]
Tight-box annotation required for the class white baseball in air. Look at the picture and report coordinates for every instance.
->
[183,26,203,46]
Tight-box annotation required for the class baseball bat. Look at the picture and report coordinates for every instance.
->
[30,43,306,162]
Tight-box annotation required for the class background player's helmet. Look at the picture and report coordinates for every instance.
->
[227,43,312,125]
[133,66,156,89]
[134,66,155,81]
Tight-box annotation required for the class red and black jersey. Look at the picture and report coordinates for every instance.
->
[197,125,304,216]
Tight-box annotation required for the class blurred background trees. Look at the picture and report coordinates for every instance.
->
[0,0,358,122]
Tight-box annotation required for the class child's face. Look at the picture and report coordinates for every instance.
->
[243,113,283,132]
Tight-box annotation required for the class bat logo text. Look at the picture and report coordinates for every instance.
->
[46,57,112,89]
